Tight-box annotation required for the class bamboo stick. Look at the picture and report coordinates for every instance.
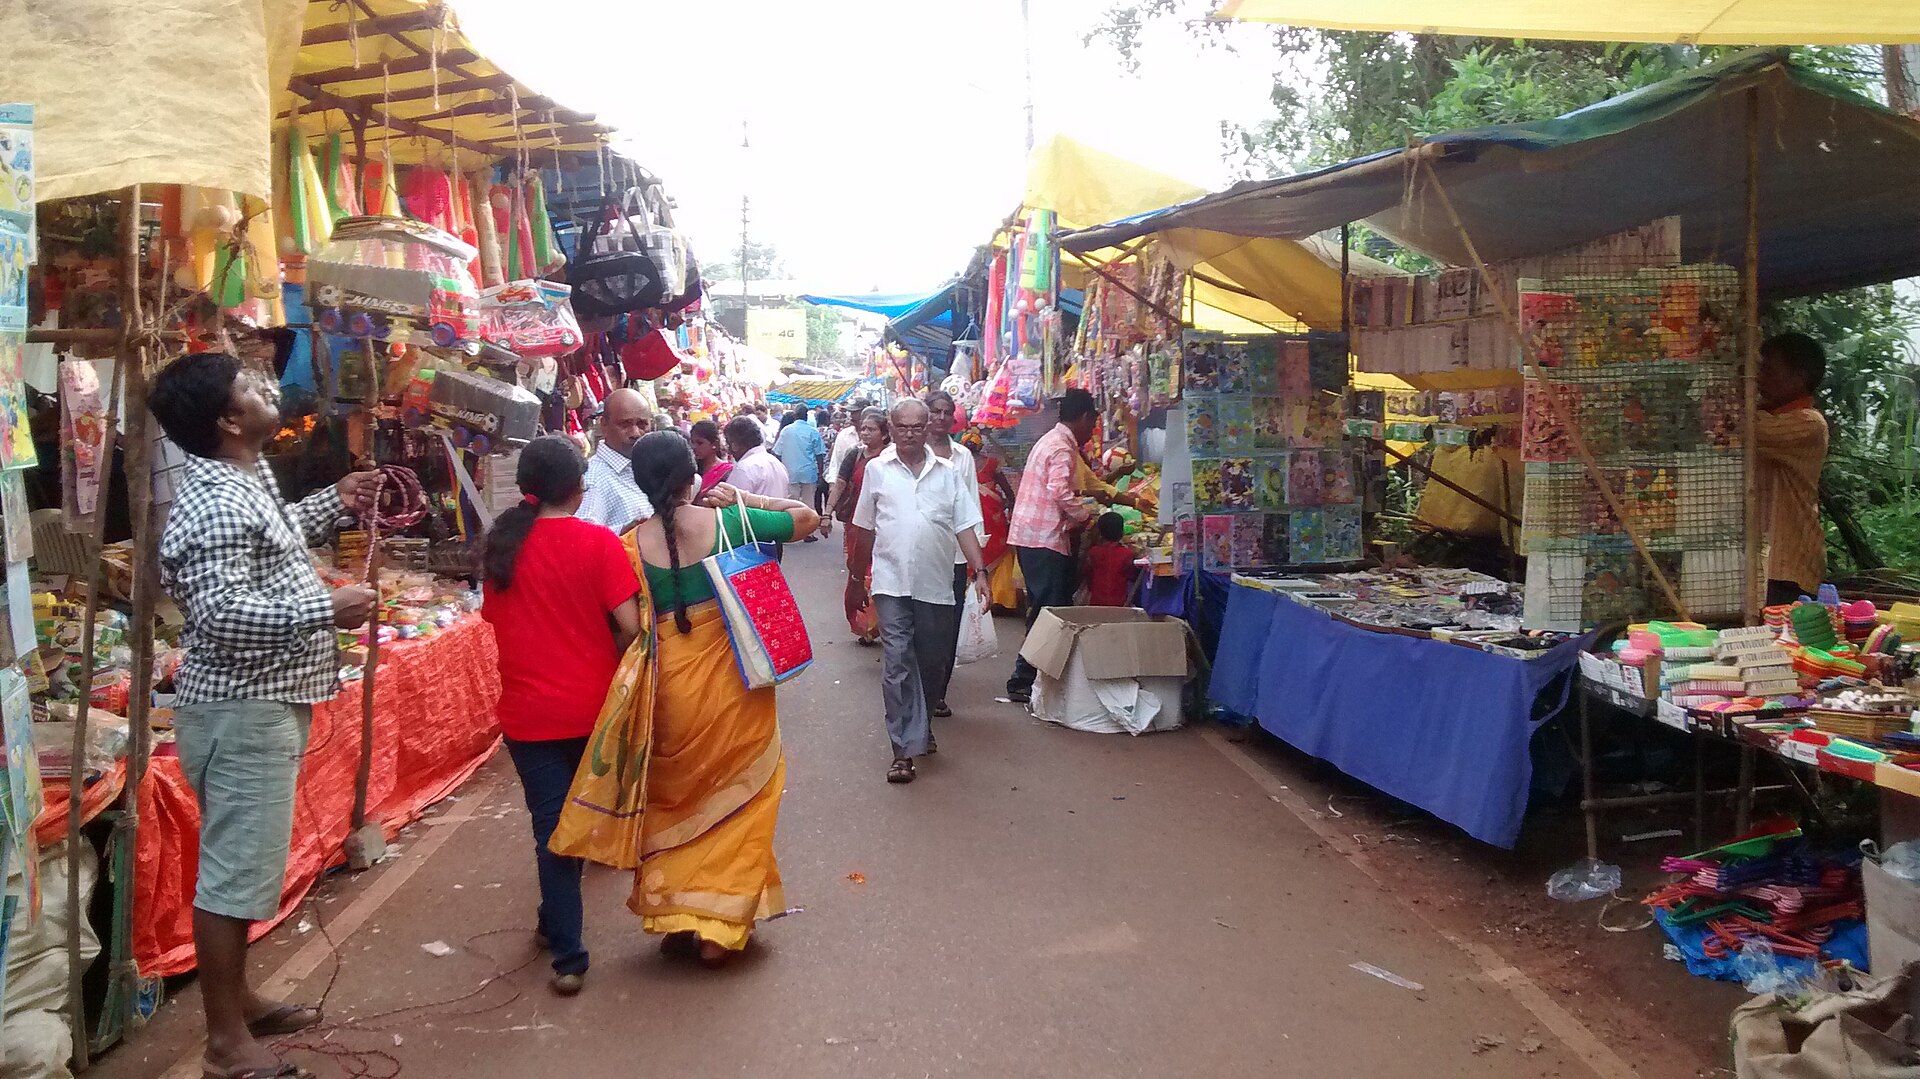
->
[1742,88,1764,622]
[1417,158,1690,620]
[116,186,157,1040]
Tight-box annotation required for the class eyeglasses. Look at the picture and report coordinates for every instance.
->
[892,423,927,434]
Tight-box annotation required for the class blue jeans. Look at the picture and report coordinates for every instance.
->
[504,736,590,975]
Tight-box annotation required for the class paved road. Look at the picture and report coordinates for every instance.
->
[101,537,1618,1079]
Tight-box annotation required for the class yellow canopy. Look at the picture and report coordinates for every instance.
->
[1213,0,1920,46]
[283,0,614,164]
[1019,137,1357,331]
[0,0,304,200]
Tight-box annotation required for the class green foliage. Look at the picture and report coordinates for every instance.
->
[804,306,844,365]
[707,239,785,283]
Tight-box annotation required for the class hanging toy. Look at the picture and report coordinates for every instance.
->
[527,172,562,273]
[469,169,504,288]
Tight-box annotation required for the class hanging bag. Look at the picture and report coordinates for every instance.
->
[568,195,669,319]
[702,506,813,688]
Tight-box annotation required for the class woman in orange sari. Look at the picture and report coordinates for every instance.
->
[552,431,820,966]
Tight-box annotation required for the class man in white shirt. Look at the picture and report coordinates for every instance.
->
[923,390,982,719]
[575,388,654,533]
[850,399,988,785]
[826,398,868,489]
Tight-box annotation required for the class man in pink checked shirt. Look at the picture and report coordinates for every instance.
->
[1005,388,1101,703]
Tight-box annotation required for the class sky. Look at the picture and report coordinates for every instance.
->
[452,0,1282,294]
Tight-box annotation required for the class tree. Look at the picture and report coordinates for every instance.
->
[805,306,844,365]
[707,239,786,283]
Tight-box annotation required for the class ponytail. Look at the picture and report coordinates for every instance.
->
[629,430,700,634]
[482,435,586,590]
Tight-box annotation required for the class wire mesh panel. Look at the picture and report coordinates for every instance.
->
[1516,263,1746,629]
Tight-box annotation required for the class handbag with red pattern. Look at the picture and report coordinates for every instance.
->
[702,507,812,688]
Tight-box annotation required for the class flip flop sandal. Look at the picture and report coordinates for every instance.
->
[931,701,952,718]
[246,1004,322,1038]
[202,1062,308,1079]
[886,758,915,784]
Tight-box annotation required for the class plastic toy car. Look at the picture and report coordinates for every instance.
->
[479,279,583,358]
[398,367,540,456]
[309,215,483,351]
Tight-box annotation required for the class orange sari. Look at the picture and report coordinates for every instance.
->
[551,532,787,951]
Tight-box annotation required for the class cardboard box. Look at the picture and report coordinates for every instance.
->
[1864,858,1920,974]
[1019,607,1191,736]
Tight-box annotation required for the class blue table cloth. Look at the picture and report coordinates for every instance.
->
[1209,583,1587,848]
[1136,570,1230,658]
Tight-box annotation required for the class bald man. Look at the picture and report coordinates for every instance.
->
[576,388,655,532]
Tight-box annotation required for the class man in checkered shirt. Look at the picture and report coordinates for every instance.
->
[151,352,378,1079]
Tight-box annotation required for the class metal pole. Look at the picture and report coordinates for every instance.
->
[1580,687,1599,862]
[1021,0,1036,153]
[1742,88,1763,622]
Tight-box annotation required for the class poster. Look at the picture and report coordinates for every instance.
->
[0,105,31,259]
[0,221,32,472]
[0,667,38,839]
[6,559,31,662]
[0,470,28,563]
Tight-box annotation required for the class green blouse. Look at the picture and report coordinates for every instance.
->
[642,506,797,610]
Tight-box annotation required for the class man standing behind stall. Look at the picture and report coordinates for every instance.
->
[576,388,653,533]
[150,352,380,1079]
[1005,388,1100,704]
[1756,332,1831,605]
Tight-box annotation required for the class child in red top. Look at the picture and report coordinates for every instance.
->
[1085,512,1137,607]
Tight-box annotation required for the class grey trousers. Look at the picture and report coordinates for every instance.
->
[876,594,952,759]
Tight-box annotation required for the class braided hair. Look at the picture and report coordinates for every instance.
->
[483,436,585,590]
[630,430,700,634]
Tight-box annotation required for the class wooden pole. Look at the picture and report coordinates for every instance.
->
[347,335,382,868]
[1418,157,1690,619]
[1742,88,1763,622]
[116,188,158,1039]
[1379,440,1521,528]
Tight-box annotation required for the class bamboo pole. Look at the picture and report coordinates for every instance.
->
[1417,157,1690,620]
[62,186,140,1071]
[347,335,382,869]
[116,186,157,1039]
[1742,88,1763,622]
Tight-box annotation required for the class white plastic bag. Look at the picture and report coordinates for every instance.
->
[955,587,998,665]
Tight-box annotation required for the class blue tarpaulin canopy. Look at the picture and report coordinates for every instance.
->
[1062,49,1920,298]
[799,289,950,321]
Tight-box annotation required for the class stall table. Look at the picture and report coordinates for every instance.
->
[29,614,503,978]
[1209,578,1588,847]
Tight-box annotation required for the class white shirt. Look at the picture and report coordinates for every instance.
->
[828,425,862,485]
[853,446,984,605]
[934,440,984,565]
[758,417,781,445]
[576,440,654,532]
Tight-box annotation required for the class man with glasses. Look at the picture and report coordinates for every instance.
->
[849,399,988,784]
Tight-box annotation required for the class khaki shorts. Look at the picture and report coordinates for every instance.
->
[173,699,312,921]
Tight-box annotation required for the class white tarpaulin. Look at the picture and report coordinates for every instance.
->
[0,0,303,200]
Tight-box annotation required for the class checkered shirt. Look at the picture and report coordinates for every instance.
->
[159,455,345,707]
[1007,423,1088,555]
[576,440,655,533]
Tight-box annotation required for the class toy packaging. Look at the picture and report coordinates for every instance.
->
[309,215,483,351]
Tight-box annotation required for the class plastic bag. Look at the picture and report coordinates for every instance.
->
[1733,940,1811,998]
[955,587,998,665]
[1545,857,1621,902]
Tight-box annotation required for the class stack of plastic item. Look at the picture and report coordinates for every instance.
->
[1645,821,1868,983]
[1715,625,1802,700]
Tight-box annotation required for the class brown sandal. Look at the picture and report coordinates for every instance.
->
[886,758,915,784]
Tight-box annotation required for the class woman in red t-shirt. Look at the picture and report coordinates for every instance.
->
[480,436,642,997]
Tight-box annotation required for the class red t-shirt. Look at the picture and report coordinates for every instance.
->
[1086,541,1136,607]
[482,517,640,741]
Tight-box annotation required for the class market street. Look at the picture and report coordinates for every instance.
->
[94,537,1630,1079]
